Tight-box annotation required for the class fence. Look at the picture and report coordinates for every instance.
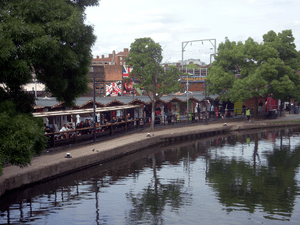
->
[43,105,292,150]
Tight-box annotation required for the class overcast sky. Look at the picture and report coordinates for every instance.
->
[85,0,300,64]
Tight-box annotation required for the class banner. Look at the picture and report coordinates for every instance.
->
[123,78,135,95]
[106,81,122,96]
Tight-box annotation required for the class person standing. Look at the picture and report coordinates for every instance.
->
[246,107,251,121]
[242,104,246,115]
[259,101,263,114]
[82,119,90,134]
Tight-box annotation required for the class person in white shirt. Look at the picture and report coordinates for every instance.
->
[60,124,69,138]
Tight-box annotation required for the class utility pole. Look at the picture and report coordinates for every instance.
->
[182,39,216,67]
[205,79,208,125]
[181,38,216,120]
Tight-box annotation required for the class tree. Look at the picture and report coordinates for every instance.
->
[263,30,300,106]
[0,0,98,107]
[207,30,300,118]
[0,0,99,174]
[126,37,183,130]
[0,101,47,175]
[185,62,198,70]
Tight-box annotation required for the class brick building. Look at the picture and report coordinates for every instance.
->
[83,48,131,97]
[92,48,130,66]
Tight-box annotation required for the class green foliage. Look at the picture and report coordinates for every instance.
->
[68,0,100,9]
[185,63,198,70]
[263,30,300,101]
[0,101,47,175]
[0,0,97,106]
[0,0,98,175]
[263,30,300,71]
[207,30,300,114]
[126,38,183,99]
[126,38,183,129]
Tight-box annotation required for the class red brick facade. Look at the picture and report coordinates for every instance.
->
[92,48,130,66]
[105,65,123,81]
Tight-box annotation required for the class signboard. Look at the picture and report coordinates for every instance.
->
[180,76,206,82]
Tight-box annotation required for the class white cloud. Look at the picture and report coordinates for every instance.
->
[86,0,300,63]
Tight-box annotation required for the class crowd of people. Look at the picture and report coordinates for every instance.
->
[44,113,136,140]
[46,101,283,140]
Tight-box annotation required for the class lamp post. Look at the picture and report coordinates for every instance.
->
[187,74,189,118]
[93,77,96,143]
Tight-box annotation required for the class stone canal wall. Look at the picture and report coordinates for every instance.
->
[1,120,300,197]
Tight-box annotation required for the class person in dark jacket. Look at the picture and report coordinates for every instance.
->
[82,119,90,134]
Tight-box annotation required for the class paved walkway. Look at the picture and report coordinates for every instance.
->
[1,112,300,197]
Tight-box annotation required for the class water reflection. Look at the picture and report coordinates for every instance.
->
[207,130,300,222]
[125,154,193,225]
[1,128,300,224]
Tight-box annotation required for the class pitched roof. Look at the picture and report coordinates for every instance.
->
[35,92,218,109]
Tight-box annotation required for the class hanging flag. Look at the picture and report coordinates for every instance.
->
[123,65,132,77]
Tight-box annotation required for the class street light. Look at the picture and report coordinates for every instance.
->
[187,74,189,118]
[93,77,96,143]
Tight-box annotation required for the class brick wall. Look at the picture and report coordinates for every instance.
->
[105,65,123,81]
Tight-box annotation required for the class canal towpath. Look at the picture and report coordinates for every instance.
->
[1,113,300,197]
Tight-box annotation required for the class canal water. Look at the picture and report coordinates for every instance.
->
[1,128,300,225]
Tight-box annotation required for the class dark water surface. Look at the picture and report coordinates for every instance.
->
[1,128,300,225]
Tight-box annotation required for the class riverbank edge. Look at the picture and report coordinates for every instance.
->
[1,120,300,197]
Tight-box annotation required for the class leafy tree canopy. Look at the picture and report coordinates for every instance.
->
[185,63,198,70]
[263,30,300,71]
[126,37,183,129]
[0,0,98,107]
[207,30,300,116]
[0,100,47,175]
[0,0,99,174]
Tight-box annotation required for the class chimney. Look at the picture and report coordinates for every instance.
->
[102,55,104,59]
[97,55,99,59]
[124,48,129,52]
